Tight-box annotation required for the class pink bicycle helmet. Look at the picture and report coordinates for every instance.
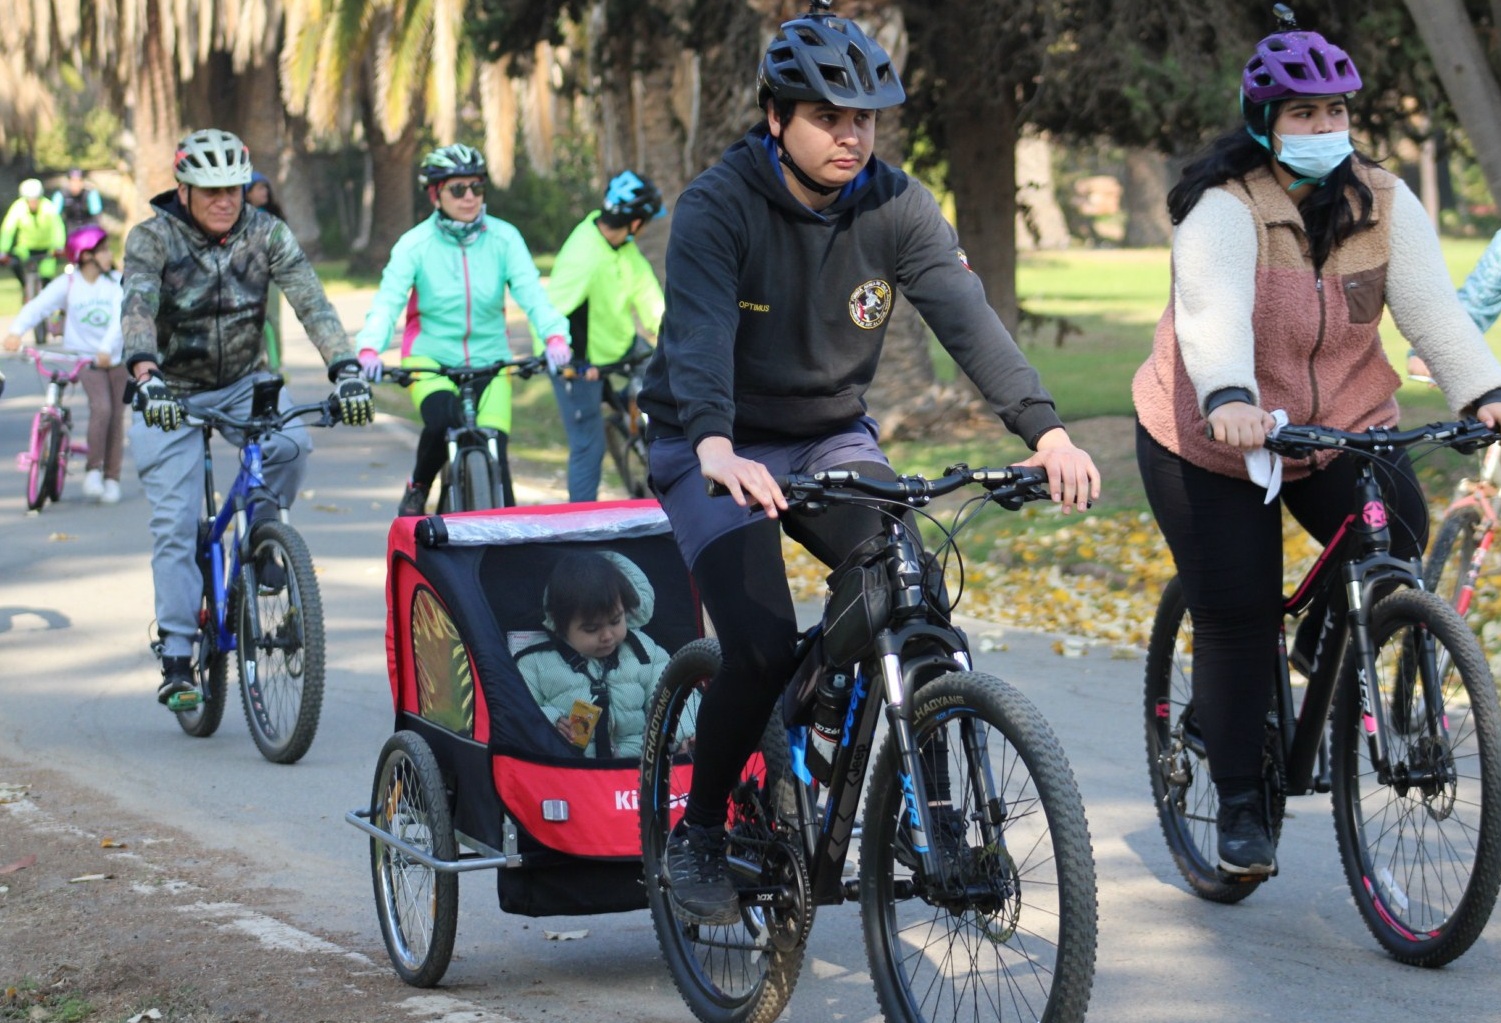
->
[65,224,108,265]
[1242,6,1361,104]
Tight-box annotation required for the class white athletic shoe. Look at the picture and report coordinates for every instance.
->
[101,479,121,504]
[83,469,104,499]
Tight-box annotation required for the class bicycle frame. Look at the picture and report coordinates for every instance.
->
[1273,453,1454,798]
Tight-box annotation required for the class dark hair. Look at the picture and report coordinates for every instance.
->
[1168,107,1375,269]
[545,552,640,632]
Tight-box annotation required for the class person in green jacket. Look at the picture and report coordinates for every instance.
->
[356,144,570,515]
[539,171,667,501]
[0,178,67,290]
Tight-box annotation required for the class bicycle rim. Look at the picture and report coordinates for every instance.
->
[1331,589,1501,966]
[239,521,325,764]
[370,730,458,987]
[1424,506,1485,617]
[640,639,806,1023]
[1143,578,1263,902]
[861,672,1096,1023]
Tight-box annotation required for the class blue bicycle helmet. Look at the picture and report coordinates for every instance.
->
[603,171,666,221]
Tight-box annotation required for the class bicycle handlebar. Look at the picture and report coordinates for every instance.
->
[558,349,652,381]
[16,347,90,382]
[382,355,546,388]
[1264,419,1501,459]
[180,397,342,434]
[709,463,1053,510]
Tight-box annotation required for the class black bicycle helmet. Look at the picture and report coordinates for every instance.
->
[756,2,905,110]
[603,171,666,221]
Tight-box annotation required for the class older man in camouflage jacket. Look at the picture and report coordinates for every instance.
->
[122,128,373,707]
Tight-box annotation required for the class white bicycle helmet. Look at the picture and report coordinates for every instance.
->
[18,178,44,200]
[174,129,254,187]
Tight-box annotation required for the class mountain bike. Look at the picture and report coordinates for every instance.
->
[13,347,90,512]
[383,355,545,513]
[1145,419,1501,966]
[156,376,343,764]
[562,341,653,498]
[641,464,1098,1023]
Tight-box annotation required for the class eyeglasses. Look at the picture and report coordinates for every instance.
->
[443,181,486,198]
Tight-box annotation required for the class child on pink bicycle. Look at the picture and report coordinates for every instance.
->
[3,225,126,502]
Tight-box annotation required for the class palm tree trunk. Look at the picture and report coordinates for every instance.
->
[128,0,182,217]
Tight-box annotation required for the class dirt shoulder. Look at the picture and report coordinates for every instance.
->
[0,755,502,1023]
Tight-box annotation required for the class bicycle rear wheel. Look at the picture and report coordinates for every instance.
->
[175,591,231,738]
[861,671,1096,1023]
[1143,576,1277,902]
[640,639,808,1023]
[370,730,458,987]
[238,520,325,764]
[1424,506,1486,616]
[606,416,650,499]
[1331,588,1501,966]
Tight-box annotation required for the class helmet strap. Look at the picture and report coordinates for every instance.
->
[776,143,840,197]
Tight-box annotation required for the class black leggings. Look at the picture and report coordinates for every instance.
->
[682,461,893,830]
[1136,423,1428,784]
[415,391,514,505]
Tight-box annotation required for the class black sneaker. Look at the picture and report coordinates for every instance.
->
[664,822,740,926]
[157,656,197,706]
[397,482,429,517]
[1216,789,1277,877]
[255,548,286,594]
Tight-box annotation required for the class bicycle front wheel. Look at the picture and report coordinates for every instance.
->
[238,520,325,764]
[861,671,1097,1023]
[606,417,650,499]
[460,449,496,511]
[640,639,808,1023]
[370,730,458,987]
[1331,588,1501,966]
[24,414,53,511]
[1425,505,1486,616]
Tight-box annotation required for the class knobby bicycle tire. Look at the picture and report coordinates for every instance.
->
[24,413,52,511]
[175,572,232,738]
[370,730,458,987]
[640,639,807,1023]
[1330,588,1501,966]
[239,520,325,764]
[1143,577,1279,903]
[1424,505,1486,617]
[460,448,496,511]
[861,671,1097,1023]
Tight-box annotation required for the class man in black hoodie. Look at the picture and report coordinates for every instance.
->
[641,4,1100,925]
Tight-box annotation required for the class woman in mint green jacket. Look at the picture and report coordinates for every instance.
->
[356,144,569,515]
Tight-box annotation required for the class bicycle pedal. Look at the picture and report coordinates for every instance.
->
[166,691,201,712]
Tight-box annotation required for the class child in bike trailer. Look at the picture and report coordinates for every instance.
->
[354,144,570,516]
[1132,11,1501,879]
[122,128,373,707]
[0,178,66,292]
[3,225,127,502]
[537,171,667,502]
[636,2,1098,926]
[517,551,694,759]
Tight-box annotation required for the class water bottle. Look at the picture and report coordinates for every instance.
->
[806,670,852,781]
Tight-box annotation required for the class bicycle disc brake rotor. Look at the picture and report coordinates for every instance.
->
[971,841,1023,943]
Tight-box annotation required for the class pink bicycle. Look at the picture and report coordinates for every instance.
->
[14,347,90,512]
[1424,440,1501,620]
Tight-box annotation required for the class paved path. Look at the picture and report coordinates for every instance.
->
[0,294,1497,1021]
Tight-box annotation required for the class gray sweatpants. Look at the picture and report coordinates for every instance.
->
[129,373,312,658]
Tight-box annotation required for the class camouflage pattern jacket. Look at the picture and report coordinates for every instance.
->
[122,191,353,393]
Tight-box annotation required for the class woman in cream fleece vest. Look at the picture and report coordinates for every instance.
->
[1133,18,1501,879]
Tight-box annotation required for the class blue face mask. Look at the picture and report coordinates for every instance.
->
[1274,130,1353,181]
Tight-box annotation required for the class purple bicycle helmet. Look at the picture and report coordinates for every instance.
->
[1242,7,1361,104]
[65,225,108,265]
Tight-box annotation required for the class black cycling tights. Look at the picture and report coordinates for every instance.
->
[414,391,514,505]
[682,460,893,831]
[1137,424,1428,786]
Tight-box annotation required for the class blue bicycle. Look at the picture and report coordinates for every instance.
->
[160,376,342,764]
